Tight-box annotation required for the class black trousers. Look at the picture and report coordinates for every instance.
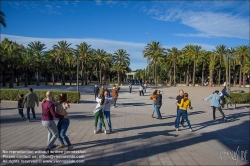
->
[129,88,132,93]
[139,90,144,96]
[94,93,98,100]
[212,106,225,119]
[221,97,226,107]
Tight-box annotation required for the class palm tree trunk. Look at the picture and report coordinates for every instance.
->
[16,71,19,86]
[99,63,102,85]
[173,61,176,86]
[209,69,213,87]
[154,60,156,86]
[52,72,55,85]
[202,59,205,86]
[186,57,190,86]
[233,61,236,87]
[62,57,65,85]
[218,56,222,86]
[169,69,172,86]
[239,65,242,87]
[192,55,196,86]
[243,73,246,87]
[84,68,87,85]
[25,69,28,87]
[81,67,84,85]
[45,71,48,85]
[36,69,40,86]
[2,70,6,87]
[9,68,14,88]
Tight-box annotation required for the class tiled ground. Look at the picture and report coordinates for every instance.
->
[0,85,249,166]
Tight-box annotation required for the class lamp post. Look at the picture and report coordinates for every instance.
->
[76,57,83,103]
[146,33,150,83]
[225,48,236,95]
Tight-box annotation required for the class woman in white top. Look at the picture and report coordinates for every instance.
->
[93,94,107,134]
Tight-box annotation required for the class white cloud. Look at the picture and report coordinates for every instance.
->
[0,34,147,70]
[145,1,249,39]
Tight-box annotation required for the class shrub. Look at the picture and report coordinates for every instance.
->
[0,89,80,103]
[228,92,250,104]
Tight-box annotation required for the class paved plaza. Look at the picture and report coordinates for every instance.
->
[0,85,249,166]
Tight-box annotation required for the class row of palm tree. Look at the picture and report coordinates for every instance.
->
[143,41,250,87]
[0,38,131,88]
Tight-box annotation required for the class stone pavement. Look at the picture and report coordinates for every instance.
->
[0,85,249,166]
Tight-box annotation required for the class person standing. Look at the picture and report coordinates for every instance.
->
[94,85,99,99]
[55,93,73,151]
[220,87,231,108]
[98,90,114,133]
[139,84,144,96]
[175,93,193,131]
[155,90,162,119]
[112,86,118,108]
[105,88,111,97]
[143,82,148,93]
[129,84,132,93]
[150,90,157,118]
[99,86,104,96]
[203,90,227,122]
[42,91,66,154]
[174,89,185,128]
[93,94,107,134]
[23,88,39,122]
[18,94,25,120]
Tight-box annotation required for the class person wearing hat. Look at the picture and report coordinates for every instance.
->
[203,90,227,122]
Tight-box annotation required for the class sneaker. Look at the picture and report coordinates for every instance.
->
[176,128,179,131]
[26,120,30,122]
[94,130,97,134]
[22,117,25,120]
[151,115,154,118]
[51,144,57,149]
[66,145,74,151]
[190,129,193,132]
[213,119,216,122]
[173,125,176,129]
[224,118,227,122]
[44,148,50,154]
[57,144,66,148]
[104,130,107,134]
[97,129,102,133]
[109,130,112,133]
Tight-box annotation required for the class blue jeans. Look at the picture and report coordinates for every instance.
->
[99,111,112,131]
[18,109,25,118]
[152,102,156,115]
[27,107,36,120]
[155,104,162,118]
[57,118,71,146]
[176,109,192,129]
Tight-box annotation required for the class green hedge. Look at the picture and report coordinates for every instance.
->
[228,92,250,104]
[0,89,80,103]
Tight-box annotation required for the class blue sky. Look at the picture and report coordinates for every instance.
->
[1,0,249,70]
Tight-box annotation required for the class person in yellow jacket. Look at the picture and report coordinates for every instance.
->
[150,90,157,118]
[175,93,193,131]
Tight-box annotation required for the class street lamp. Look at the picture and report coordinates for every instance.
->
[77,57,84,103]
[225,48,236,95]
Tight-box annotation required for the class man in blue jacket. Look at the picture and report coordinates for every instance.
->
[219,87,231,108]
[203,90,227,122]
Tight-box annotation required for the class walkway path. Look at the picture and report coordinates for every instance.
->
[0,85,249,165]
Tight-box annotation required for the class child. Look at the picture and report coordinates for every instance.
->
[18,94,25,120]
[176,93,193,131]
[93,94,107,134]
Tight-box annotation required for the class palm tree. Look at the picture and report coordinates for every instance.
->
[236,45,250,87]
[166,47,180,86]
[143,41,165,86]
[76,42,92,85]
[53,41,72,85]
[213,45,227,86]
[191,45,202,86]
[28,41,46,86]
[94,49,107,85]
[198,50,209,86]
[4,42,22,88]
[0,11,6,27]
[112,49,130,85]
[182,45,193,86]
[208,51,217,86]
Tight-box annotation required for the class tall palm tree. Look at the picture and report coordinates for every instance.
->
[4,42,22,88]
[143,41,165,86]
[236,45,250,87]
[208,51,217,86]
[198,50,209,86]
[166,47,179,86]
[76,42,92,85]
[112,49,130,85]
[182,45,193,86]
[213,45,227,86]
[53,41,72,85]
[0,11,6,27]
[94,49,107,85]
[191,45,202,86]
[28,41,46,86]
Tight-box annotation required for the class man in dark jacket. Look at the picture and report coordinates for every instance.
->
[94,85,99,99]
[220,87,231,108]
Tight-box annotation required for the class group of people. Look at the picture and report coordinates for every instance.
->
[93,85,119,134]
[149,86,230,132]
[17,88,73,154]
